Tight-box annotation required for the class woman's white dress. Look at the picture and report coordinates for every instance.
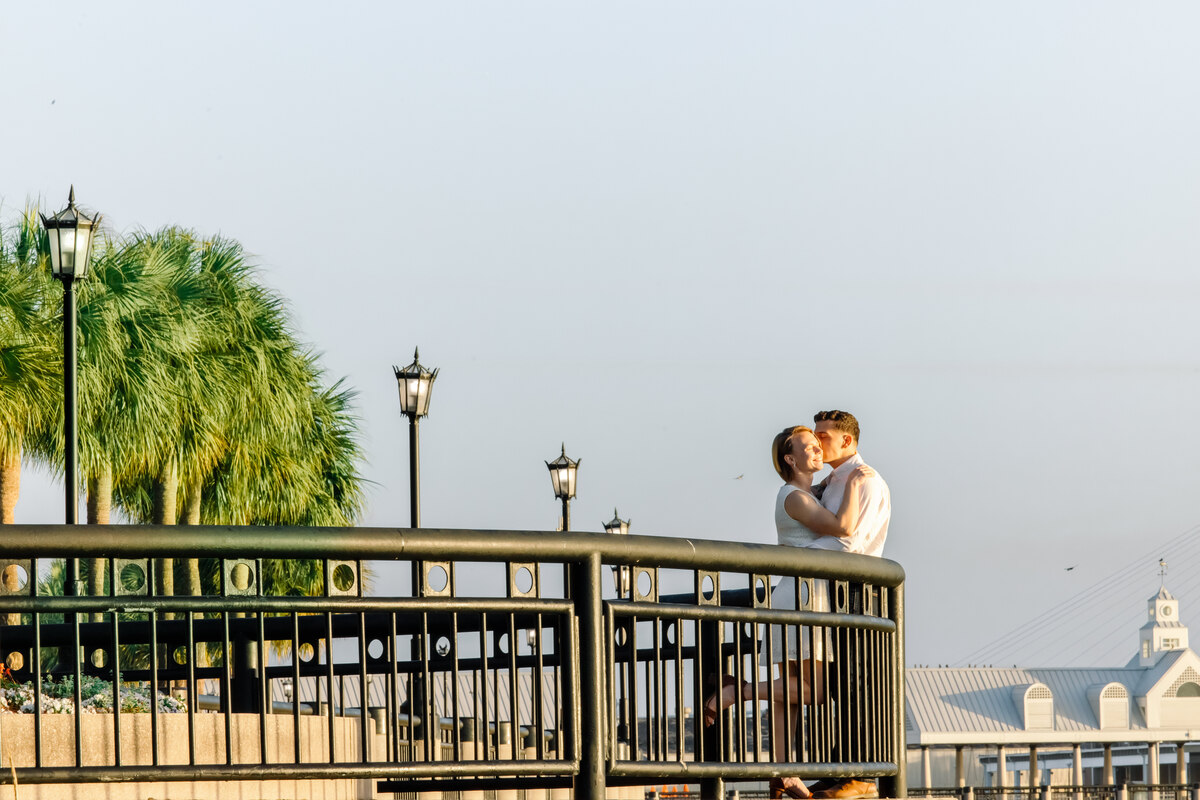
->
[765,484,831,663]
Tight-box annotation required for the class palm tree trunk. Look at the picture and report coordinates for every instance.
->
[87,464,113,621]
[153,458,178,605]
[181,482,203,599]
[1,450,21,624]
[0,450,20,525]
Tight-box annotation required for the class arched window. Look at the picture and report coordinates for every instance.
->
[1176,682,1200,698]
[1013,683,1054,730]
[1090,682,1129,729]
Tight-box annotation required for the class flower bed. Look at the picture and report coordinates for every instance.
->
[0,671,187,714]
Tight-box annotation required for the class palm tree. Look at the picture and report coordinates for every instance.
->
[0,208,59,527]
[74,230,209,602]
[1,211,367,606]
[113,232,365,597]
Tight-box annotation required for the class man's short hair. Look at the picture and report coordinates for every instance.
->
[813,410,860,443]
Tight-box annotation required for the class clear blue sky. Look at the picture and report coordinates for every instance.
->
[4,2,1199,667]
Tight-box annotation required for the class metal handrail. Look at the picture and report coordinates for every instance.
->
[0,524,906,799]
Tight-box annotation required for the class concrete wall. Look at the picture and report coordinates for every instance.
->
[0,713,380,800]
[0,714,644,799]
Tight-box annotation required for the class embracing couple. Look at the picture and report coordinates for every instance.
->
[707,410,891,799]
[769,410,891,799]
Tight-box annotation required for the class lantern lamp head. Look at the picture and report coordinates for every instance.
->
[545,443,579,501]
[393,347,439,419]
[603,508,630,537]
[40,186,102,281]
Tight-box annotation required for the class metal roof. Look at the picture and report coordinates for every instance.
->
[905,665,1146,745]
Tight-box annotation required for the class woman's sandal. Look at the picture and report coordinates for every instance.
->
[702,675,744,726]
[769,777,812,798]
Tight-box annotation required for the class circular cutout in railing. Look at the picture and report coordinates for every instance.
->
[368,638,385,660]
[427,565,449,593]
[231,563,253,592]
[435,636,451,658]
[173,646,188,665]
[332,564,356,593]
[637,570,653,598]
[754,577,767,604]
[496,632,509,655]
[515,566,534,594]
[743,622,754,641]
[701,575,715,601]
[120,562,146,593]
[5,651,24,672]
[614,625,628,647]
[836,582,847,610]
[298,642,316,663]
[800,580,810,607]
[2,564,28,592]
[90,649,107,669]
[665,622,676,645]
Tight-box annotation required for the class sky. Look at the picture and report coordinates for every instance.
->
[3,2,1200,668]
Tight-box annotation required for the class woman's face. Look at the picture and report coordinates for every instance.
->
[789,430,824,475]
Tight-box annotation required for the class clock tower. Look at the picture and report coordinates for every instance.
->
[1138,582,1189,667]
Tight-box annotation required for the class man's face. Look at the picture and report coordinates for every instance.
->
[814,420,855,464]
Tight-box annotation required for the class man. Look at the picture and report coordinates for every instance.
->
[808,409,891,800]
[810,409,890,558]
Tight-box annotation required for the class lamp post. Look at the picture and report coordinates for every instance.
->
[603,508,631,598]
[393,348,438,530]
[393,349,437,735]
[604,508,631,745]
[40,187,100,597]
[545,444,579,532]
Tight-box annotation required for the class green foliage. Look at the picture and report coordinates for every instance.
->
[0,210,367,600]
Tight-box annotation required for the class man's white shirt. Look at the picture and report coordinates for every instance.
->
[807,453,890,557]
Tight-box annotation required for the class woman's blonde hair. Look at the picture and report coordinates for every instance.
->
[771,425,813,481]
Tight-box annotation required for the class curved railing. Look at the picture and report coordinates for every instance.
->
[0,525,906,799]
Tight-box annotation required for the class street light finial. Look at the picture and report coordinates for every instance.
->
[561,443,566,456]
[68,185,75,207]
[414,346,420,362]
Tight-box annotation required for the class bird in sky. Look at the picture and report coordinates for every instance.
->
[1064,565,1076,571]
[733,474,744,480]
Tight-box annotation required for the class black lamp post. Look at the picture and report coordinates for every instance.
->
[604,508,632,744]
[545,444,579,531]
[392,348,438,735]
[603,508,631,598]
[40,187,100,596]
[393,348,438,529]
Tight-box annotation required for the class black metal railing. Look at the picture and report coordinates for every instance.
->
[0,525,905,799]
[920,785,1197,800]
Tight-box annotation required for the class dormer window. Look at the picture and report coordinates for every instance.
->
[1014,683,1054,730]
[1090,683,1130,729]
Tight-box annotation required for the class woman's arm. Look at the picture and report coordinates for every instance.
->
[783,467,874,538]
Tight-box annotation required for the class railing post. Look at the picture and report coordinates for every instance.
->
[572,552,606,800]
[1118,783,1129,800]
[230,626,260,713]
[1190,783,1199,800]
[879,582,907,799]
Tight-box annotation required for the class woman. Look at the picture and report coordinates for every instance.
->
[705,425,873,798]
